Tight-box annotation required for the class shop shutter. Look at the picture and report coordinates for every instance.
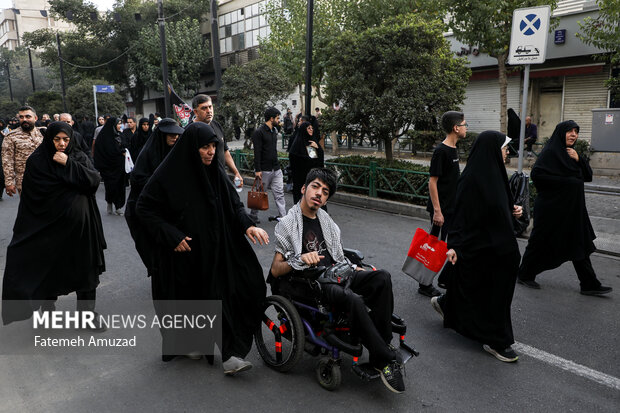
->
[461,77,521,133]
[563,67,610,140]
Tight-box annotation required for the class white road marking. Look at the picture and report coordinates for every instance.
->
[514,342,620,391]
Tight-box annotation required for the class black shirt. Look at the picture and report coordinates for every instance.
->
[427,143,460,214]
[252,123,280,172]
[302,215,334,267]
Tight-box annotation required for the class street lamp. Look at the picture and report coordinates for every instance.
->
[304,0,313,117]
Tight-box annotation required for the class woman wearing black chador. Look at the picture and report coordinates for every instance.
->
[517,120,612,296]
[431,131,523,363]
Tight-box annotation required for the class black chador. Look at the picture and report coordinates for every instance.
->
[518,120,608,293]
[129,117,151,160]
[125,119,183,277]
[2,122,106,324]
[94,117,126,210]
[136,122,266,360]
[442,131,520,350]
[288,121,323,203]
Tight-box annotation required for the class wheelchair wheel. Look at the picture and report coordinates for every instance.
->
[255,295,304,372]
[316,357,341,391]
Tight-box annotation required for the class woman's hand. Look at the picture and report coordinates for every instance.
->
[53,152,68,166]
[174,236,192,252]
[512,205,523,219]
[308,141,319,149]
[246,226,269,245]
[446,249,457,265]
[566,148,579,162]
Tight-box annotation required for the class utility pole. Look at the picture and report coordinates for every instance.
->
[28,48,36,92]
[210,0,222,94]
[304,0,314,117]
[56,33,68,112]
[158,0,171,117]
[5,63,13,101]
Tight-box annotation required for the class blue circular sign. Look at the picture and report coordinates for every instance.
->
[520,14,541,36]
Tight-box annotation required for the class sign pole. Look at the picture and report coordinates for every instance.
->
[517,64,530,174]
[93,85,98,120]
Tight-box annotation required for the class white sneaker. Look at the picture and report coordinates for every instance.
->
[222,356,253,375]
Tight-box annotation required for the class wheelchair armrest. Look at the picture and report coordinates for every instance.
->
[343,248,364,265]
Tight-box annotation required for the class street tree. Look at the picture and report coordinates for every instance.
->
[323,14,470,161]
[66,78,126,120]
[262,0,445,111]
[0,100,22,120]
[578,0,620,95]
[218,58,295,146]
[0,47,54,104]
[23,0,208,115]
[26,91,64,116]
[444,0,558,133]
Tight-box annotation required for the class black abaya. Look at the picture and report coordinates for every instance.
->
[125,125,173,277]
[136,121,266,359]
[443,131,520,349]
[94,117,126,209]
[130,118,150,160]
[2,122,106,324]
[288,122,323,203]
[518,120,598,285]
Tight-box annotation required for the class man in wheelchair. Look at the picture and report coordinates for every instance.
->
[270,168,406,393]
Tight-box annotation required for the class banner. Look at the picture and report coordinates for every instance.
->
[167,82,193,127]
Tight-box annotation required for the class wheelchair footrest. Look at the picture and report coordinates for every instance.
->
[351,363,381,382]
[399,342,419,365]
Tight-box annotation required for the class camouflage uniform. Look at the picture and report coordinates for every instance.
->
[1,127,44,192]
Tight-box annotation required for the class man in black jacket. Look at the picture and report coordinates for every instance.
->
[250,107,287,224]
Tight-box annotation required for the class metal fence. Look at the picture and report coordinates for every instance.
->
[232,149,430,202]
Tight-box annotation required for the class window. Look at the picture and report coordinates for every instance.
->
[232,22,238,35]
[220,39,226,53]
[259,15,266,27]
[251,4,259,16]
[246,17,253,30]
[225,25,232,37]
[219,15,224,26]
[245,6,252,17]
[231,10,237,23]
[225,37,232,53]
[219,26,225,38]
[224,13,231,25]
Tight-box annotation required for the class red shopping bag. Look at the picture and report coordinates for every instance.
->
[402,228,448,285]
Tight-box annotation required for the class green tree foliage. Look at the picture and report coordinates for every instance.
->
[0,47,55,104]
[128,18,210,98]
[578,0,620,94]
[262,0,445,109]
[66,78,126,120]
[323,14,470,161]
[219,58,295,144]
[0,99,22,120]
[25,91,64,116]
[22,0,209,115]
[444,0,558,133]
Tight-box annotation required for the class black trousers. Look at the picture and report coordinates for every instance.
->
[428,211,453,287]
[519,254,601,290]
[321,269,395,367]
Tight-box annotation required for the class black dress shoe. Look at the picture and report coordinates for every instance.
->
[162,355,176,362]
[517,278,541,289]
[580,285,613,296]
[418,284,442,298]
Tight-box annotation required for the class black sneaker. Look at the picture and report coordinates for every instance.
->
[580,285,613,296]
[418,284,442,298]
[375,360,405,393]
[517,278,541,289]
[483,344,518,363]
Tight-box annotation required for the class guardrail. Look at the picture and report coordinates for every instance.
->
[232,149,430,201]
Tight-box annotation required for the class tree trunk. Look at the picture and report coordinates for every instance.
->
[384,136,393,161]
[129,82,145,117]
[298,83,304,115]
[497,51,508,134]
[330,130,338,155]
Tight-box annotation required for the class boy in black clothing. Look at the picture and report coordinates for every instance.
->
[419,111,466,297]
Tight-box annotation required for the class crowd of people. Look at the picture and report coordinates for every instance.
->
[0,102,613,395]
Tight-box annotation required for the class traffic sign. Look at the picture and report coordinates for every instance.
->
[508,6,551,65]
[94,85,115,93]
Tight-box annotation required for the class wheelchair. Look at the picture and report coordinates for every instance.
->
[254,248,419,391]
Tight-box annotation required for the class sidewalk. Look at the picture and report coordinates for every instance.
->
[228,139,620,256]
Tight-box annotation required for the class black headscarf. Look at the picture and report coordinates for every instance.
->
[525,120,595,266]
[448,131,517,259]
[94,117,124,172]
[289,121,316,157]
[2,122,106,324]
[136,122,265,359]
[130,117,150,159]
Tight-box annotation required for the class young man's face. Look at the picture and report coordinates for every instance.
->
[127,118,136,130]
[18,110,37,131]
[301,178,330,211]
[194,100,214,123]
[454,119,468,138]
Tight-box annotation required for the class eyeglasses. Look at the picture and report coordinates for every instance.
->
[457,122,468,127]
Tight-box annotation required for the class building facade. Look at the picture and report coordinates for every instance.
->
[447,0,617,143]
[0,0,72,50]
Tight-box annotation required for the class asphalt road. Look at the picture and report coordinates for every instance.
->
[0,185,618,412]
